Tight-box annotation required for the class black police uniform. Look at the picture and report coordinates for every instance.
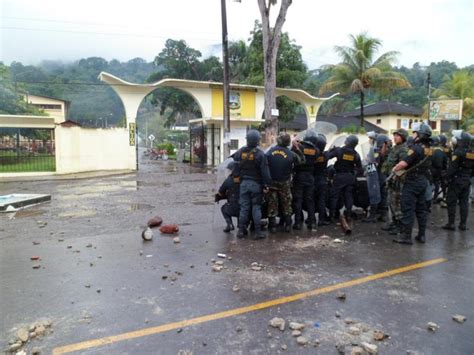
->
[445,146,474,229]
[292,141,319,229]
[327,146,362,219]
[431,146,448,202]
[397,143,431,243]
[314,151,329,225]
[218,173,241,232]
[233,146,272,237]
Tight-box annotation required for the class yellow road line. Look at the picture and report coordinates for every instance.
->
[53,257,447,354]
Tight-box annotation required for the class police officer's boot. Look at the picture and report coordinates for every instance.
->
[381,220,397,231]
[392,224,413,245]
[389,221,402,235]
[223,217,235,233]
[459,221,468,231]
[377,209,388,222]
[254,227,266,240]
[362,210,377,223]
[268,217,277,234]
[237,227,247,239]
[415,234,426,243]
[318,213,330,226]
[442,216,456,231]
[284,215,292,233]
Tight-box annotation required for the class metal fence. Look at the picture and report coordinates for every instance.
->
[0,128,56,172]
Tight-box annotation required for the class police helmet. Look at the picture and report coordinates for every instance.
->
[459,132,471,148]
[439,134,447,147]
[407,136,415,147]
[316,133,327,151]
[303,129,319,146]
[375,134,390,147]
[431,135,440,146]
[276,132,291,147]
[246,129,261,147]
[344,135,359,149]
[393,128,408,142]
[413,122,432,140]
[367,131,378,140]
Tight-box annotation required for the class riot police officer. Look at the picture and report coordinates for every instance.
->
[381,128,409,234]
[314,134,330,226]
[431,136,448,203]
[233,129,272,239]
[442,131,474,231]
[266,132,304,233]
[291,129,320,230]
[327,135,362,221]
[392,123,432,244]
[216,161,240,232]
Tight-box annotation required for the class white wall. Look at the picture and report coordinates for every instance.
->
[55,126,135,174]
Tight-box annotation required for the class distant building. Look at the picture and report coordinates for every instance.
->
[23,94,70,124]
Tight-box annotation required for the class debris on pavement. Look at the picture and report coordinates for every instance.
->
[232,285,240,292]
[217,253,227,258]
[289,322,305,331]
[159,224,179,234]
[269,317,286,331]
[147,215,163,228]
[336,291,347,300]
[452,315,467,323]
[142,227,153,241]
[212,265,223,272]
[333,238,343,243]
[32,264,41,269]
[361,342,378,354]
[281,344,288,351]
[251,262,264,271]
[373,330,387,341]
[173,237,181,244]
[30,256,40,261]
[296,336,309,346]
[427,322,439,331]
[291,330,302,337]
[349,326,361,335]
[350,346,364,355]
[215,260,224,266]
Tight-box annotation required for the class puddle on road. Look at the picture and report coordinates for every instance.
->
[58,210,97,218]
[129,203,154,211]
[14,209,46,218]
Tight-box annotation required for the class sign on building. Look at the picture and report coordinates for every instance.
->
[129,122,136,146]
[429,99,463,121]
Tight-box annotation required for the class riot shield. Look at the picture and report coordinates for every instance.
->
[365,145,381,205]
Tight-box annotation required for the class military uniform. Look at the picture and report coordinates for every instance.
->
[218,173,240,232]
[314,151,329,225]
[327,140,362,220]
[396,142,432,244]
[444,137,474,230]
[431,145,448,202]
[381,139,408,232]
[292,141,319,229]
[266,144,303,232]
[233,131,272,239]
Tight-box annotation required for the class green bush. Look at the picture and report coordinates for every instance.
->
[155,142,175,155]
[340,124,358,134]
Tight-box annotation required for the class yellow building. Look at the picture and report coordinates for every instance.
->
[339,101,439,134]
[24,93,69,124]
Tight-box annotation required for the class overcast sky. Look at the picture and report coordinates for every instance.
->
[1,0,473,70]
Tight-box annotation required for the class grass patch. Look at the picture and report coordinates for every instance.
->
[0,153,56,172]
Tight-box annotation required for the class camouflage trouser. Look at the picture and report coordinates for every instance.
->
[387,181,403,221]
[267,180,292,217]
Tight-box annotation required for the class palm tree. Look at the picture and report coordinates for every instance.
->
[319,33,411,127]
[433,70,474,132]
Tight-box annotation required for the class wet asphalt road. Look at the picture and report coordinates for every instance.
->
[1,159,473,354]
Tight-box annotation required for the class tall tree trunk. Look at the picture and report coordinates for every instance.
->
[360,90,365,128]
[257,0,292,146]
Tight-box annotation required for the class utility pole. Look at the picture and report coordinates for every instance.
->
[221,0,231,159]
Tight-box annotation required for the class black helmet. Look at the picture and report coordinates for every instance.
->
[246,129,261,147]
[407,136,415,147]
[344,135,359,149]
[316,133,327,151]
[303,129,319,146]
[459,132,471,148]
[431,135,440,146]
[413,123,432,141]
[276,132,291,147]
[376,134,390,148]
[439,134,447,147]
[393,128,408,142]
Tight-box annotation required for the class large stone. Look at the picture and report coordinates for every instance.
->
[373,330,385,341]
[351,346,364,355]
[35,324,46,336]
[16,328,29,343]
[361,342,378,354]
[427,322,439,331]
[289,322,305,331]
[291,330,302,337]
[269,317,286,331]
[9,342,22,352]
[212,265,223,272]
[349,326,361,335]
[452,315,467,323]
[336,291,346,300]
[296,336,309,346]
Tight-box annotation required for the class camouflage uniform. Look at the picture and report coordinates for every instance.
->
[382,141,408,223]
[267,180,293,217]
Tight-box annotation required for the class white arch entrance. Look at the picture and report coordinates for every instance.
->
[98,72,338,167]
